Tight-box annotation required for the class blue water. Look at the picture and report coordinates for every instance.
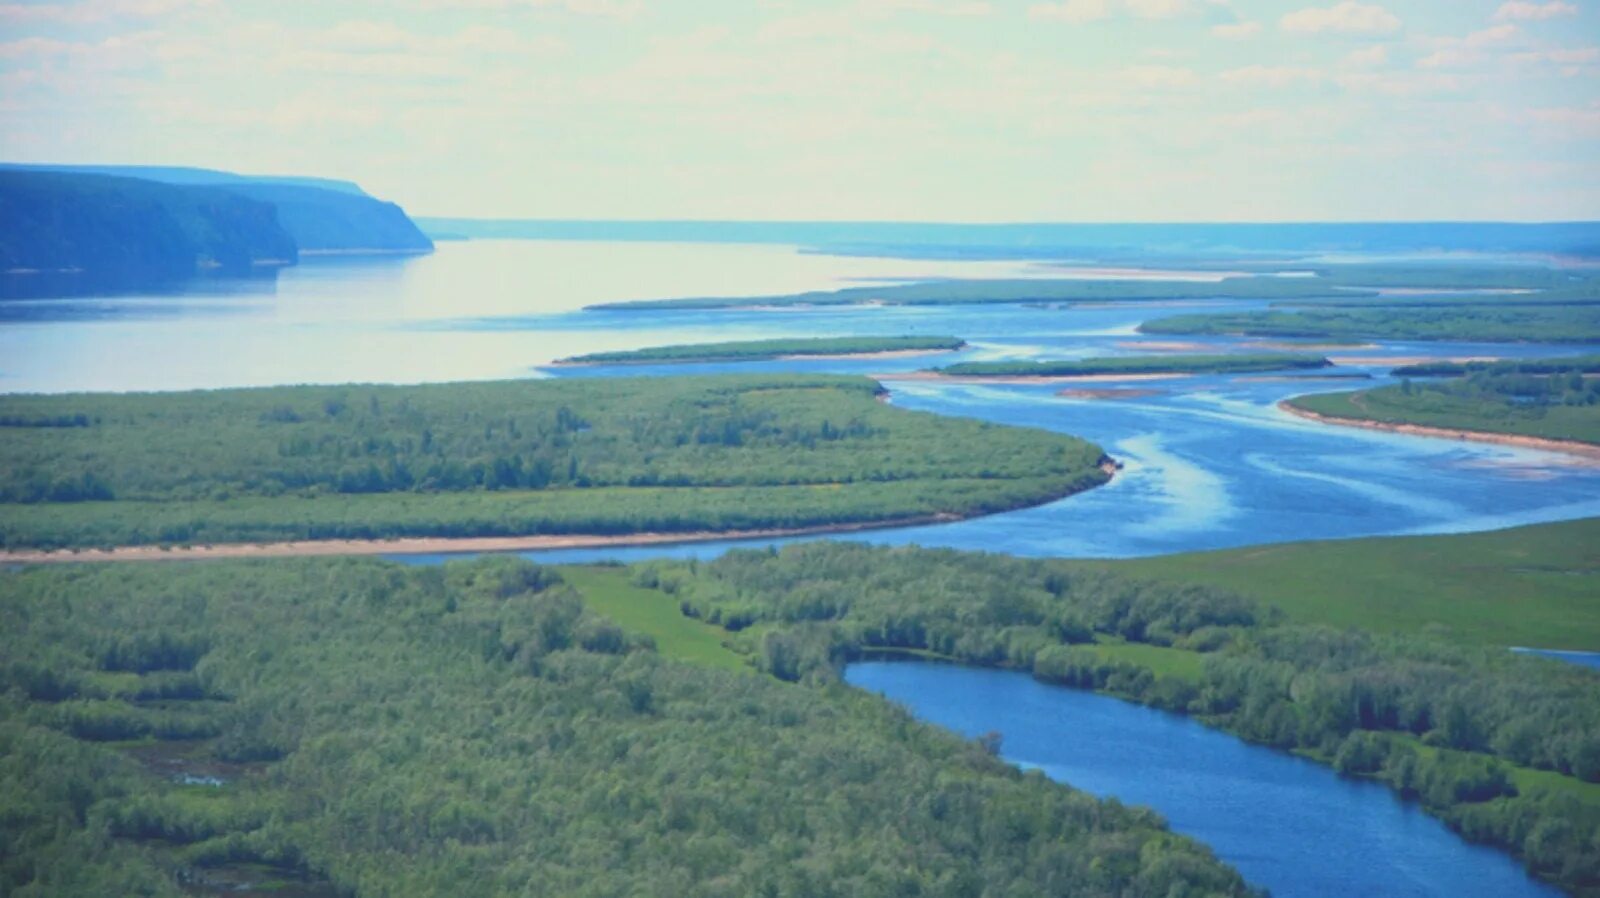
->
[1513,648,1600,670]
[847,661,1562,898]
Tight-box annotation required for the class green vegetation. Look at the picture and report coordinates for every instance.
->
[636,540,1600,893]
[559,335,966,365]
[1086,518,1600,652]
[0,375,1109,550]
[1141,306,1600,344]
[560,566,747,671]
[1288,368,1600,445]
[1391,355,1600,378]
[0,557,1257,898]
[936,353,1330,378]
[587,276,1370,310]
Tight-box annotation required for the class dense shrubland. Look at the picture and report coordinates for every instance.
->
[560,335,966,364]
[0,557,1254,898]
[1140,305,1600,343]
[936,353,1330,378]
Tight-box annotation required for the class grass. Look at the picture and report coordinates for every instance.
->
[1084,639,1206,683]
[1081,518,1600,652]
[560,566,749,672]
[1390,735,1600,806]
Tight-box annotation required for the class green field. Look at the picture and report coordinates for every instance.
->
[1088,518,1600,651]
[937,352,1329,378]
[558,335,966,364]
[559,566,748,671]
[0,374,1108,550]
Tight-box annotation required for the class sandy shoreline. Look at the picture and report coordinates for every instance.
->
[0,457,1122,564]
[1278,401,1600,462]
[0,517,958,565]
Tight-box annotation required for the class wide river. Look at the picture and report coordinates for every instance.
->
[5,238,1594,896]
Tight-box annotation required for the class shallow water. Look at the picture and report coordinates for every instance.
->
[846,660,1563,898]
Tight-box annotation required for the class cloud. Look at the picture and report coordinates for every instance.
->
[1211,20,1260,38]
[1342,44,1387,66]
[0,0,213,24]
[1028,0,1111,22]
[1120,64,1198,88]
[1280,2,1401,35]
[1416,24,1521,69]
[407,0,643,19]
[1027,0,1189,22]
[1219,64,1323,87]
[1493,1,1578,21]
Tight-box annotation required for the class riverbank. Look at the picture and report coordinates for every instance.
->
[881,371,1186,385]
[1278,400,1600,461]
[552,347,961,367]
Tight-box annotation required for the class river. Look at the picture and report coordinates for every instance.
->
[847,660,1562,898]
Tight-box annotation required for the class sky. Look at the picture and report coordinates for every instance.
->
[1,0,1598,221]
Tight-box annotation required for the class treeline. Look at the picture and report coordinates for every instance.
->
[1290,367,1600,445]
[937,353,1330,378]
[1392,355,1600,378]
[0,375,1108,548]
[0,557,1257,898]
[560,335,966,364]
[1140,306,1600,344]
[634,542,1600,893]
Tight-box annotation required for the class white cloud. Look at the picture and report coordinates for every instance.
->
[1493,1,1578,21]
[1211,20,1260,38]
[0,0,213,24]
[1028,0,1189,22]
[864,0,994,15]
[1028,0,1111,22]
[1280,2,1401,35]
[1124,0,1188,18]
[407,0,643,19]
[1219,64,1323,86]
[1416,24,1521,69]
[1120,64,1197,88]
[1342,44,1387,66]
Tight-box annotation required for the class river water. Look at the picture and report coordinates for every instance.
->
[5,238,1594,895]
[847,661,1562,898]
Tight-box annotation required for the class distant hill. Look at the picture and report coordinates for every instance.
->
[0,165,433,286]
[0,170,298,276]
[416,218,1600,260]
[0,163,369,197]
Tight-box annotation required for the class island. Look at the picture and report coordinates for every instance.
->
[1282,357,1600,456]
[0,374,1112,556]
[920,352,1333,380]
[1140,306,1600,344]
[555,335,967,365]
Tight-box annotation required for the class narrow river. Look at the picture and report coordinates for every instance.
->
[847,661,1562,898]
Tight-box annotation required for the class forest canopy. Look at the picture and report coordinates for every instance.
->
[0,375,1109,549]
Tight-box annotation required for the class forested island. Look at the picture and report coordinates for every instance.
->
[557,336,966,365]
[628,523,1600,893]
[0,375,1110,552]
[1141,306,1600,344]
[933,353,1330,379]
[1285,361,1600,448]
[0,557,1257,898]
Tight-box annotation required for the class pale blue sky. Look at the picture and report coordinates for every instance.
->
[2,0,1597,220]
